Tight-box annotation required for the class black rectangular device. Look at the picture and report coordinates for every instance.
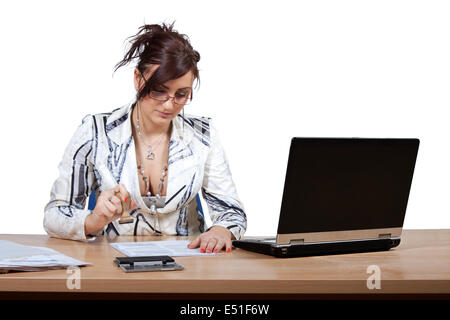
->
[233,138,419,258]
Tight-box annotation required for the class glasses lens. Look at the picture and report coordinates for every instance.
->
[149,90,192,105]
[175,96,191,105]
[149,91,168,101]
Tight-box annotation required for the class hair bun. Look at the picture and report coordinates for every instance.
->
[193,51,200,63]
[138,23,166,38]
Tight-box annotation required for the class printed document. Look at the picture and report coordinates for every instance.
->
[110,240,219,257]
[0,240,90,273]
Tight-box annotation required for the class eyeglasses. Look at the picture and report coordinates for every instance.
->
[149,90,192,105]
[139,71,192,105]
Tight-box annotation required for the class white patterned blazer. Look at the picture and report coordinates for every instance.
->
[43,101,247,241]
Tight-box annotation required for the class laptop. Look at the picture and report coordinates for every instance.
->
[233,137,420,258]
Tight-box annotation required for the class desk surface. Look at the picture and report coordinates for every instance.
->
[0,230,449,296]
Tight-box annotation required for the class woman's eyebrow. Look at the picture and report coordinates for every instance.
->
[159,84,192,90]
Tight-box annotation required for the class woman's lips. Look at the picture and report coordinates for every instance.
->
[157,111,171,117]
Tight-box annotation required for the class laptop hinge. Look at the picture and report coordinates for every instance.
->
[378,233,392,239]
[289,239,305,245]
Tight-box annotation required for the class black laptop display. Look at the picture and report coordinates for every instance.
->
[233,138,420,258]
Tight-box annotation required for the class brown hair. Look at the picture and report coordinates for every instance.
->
[114,22,201,101]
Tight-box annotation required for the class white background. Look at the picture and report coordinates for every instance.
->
[0,0,448,235]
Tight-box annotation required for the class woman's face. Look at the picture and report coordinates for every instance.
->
[134,65,194,128]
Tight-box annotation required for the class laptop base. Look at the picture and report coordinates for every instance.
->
[233,237,401,258]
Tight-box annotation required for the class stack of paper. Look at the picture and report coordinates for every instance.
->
[0,240,90,273]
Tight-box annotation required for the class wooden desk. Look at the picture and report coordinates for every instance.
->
[0,230,449,299]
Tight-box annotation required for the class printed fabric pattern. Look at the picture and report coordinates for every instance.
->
[43,102,247,241]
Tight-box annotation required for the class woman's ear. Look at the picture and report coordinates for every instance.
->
[134,68,142,91]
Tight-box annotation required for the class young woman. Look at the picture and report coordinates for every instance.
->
[44,23,247,253]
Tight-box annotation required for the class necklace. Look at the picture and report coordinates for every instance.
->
[138,161,168,213]
[135,102,167,160]
[138,162,168,197]
[133,102,170,213]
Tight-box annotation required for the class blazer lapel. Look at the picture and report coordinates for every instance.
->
[157,114,199,213]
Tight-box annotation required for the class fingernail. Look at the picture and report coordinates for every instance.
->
[206,249,211,253]
[214,248,218,253]
[226,248,231,253]
[200,248,205,253]
[124,196,127,202]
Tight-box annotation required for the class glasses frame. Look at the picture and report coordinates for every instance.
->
[149,90,192,106]
[139,71,192,106]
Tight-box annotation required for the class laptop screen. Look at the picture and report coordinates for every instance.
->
[277,138,419,234]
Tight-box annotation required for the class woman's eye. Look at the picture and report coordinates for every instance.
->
[176,92,188,97]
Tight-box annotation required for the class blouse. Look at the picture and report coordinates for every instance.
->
[43,101,247,241]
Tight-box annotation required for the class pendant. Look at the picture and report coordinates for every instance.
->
[146,147,155,160]
[142,196,167,211]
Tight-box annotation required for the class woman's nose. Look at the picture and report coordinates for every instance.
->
[162,96,179,110]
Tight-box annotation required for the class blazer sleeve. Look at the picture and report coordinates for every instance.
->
[43,115,98,241]
[201,119,247,240]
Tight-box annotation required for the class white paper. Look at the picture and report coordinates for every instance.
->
[0,240,90,272]
[0,240,56,259]
[110,240,220,257]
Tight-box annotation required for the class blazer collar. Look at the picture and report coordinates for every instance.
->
[105,101,193,146]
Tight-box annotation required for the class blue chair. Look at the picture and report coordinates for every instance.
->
[88,191,97,210]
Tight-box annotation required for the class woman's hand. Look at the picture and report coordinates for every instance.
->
[84,184,135,236]
[188,226,235,253]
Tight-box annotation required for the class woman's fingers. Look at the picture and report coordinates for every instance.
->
[188,236,232,253]
[188,230,234,253]
[109,194,123,214]
[204,238,218,253]
[108,195,121,207]
[214,239,226,253]
[118,183,130,202]
[90,185,134,232]
[104,198,120,216]
[188,236,201,249]
[225,239,233,253]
